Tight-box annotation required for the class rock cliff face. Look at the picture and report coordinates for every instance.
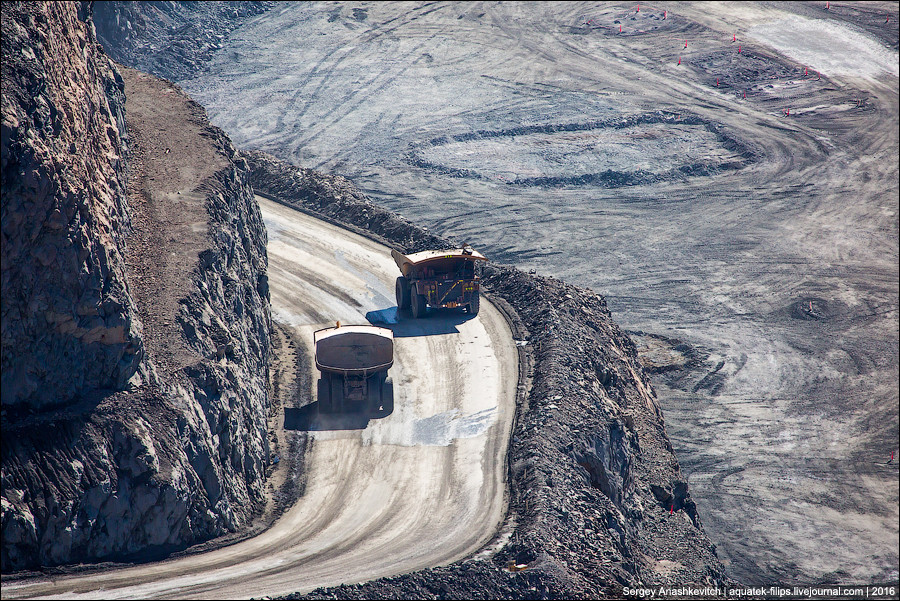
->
[1,0,144,409]
[1,2,272,572]
[245,152,731,598]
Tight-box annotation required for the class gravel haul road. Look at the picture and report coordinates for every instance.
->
[179,2,899,585]
[1,198,518,600]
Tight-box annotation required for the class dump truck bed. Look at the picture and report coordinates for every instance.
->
[314,325,394,375]
[391,248,488,278]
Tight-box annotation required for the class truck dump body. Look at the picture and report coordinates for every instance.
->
[392,248,488,279]
[314,325,394,414]
[314,325,394,375]
[392,247,488,317]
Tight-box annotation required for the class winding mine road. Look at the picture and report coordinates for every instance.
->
[3,197,518,600]
[179,2,898,584]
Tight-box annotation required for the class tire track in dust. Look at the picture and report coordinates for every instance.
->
[276,2,446,133]
[284,3,451,156]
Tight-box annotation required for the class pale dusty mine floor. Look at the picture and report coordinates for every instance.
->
[180,2,899,585]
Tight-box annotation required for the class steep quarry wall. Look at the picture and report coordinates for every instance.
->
[1,0,144,409]
[245,152,731,598]
[1,2,272,571]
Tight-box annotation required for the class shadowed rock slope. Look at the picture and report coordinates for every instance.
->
[91,1,274,83]
[246,152,732,599]
[1,1,272,571]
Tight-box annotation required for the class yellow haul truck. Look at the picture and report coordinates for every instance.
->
[392,247,488,318]
[314,324,394,415]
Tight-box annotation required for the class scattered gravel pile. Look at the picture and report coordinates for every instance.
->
[245,151,733,599]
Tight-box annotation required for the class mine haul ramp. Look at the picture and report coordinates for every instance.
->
[314,324,394,415]
[392,247,488,318]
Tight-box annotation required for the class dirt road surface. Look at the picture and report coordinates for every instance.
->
[179,2,899,585]
[1,198,517,600]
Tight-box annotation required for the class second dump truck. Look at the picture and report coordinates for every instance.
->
[314,323,394,415]
[392,246,488,318]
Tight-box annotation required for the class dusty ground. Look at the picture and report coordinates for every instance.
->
[120,65,227,378]
[179,1,899,585]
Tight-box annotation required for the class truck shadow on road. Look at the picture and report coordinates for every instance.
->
[365,306,476,337]
[284,403,394,431]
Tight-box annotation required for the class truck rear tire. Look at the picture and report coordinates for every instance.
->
[396,276,411,310]
[379,376,394,416]
[412,292,427,318]
[330,375,344,413]
[317,378,330,412]
[467,293,480,315]
[367,372,385,410]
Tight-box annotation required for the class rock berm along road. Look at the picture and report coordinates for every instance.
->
[1,199,518,600]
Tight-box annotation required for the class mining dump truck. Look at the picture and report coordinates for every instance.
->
[314,323,394,415]
[392,246,488,318]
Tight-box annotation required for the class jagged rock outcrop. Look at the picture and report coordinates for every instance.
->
[1,2,272,572]
[1,0,145,409]
[245,151,731,599]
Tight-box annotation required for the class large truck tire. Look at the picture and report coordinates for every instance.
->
[467,293,480,316]
[411,292,427,318]
[367,372,385,411]
[378,376,394,417]
[396,276,411,310]
[330,374,344,413]
[317,377,330,412]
